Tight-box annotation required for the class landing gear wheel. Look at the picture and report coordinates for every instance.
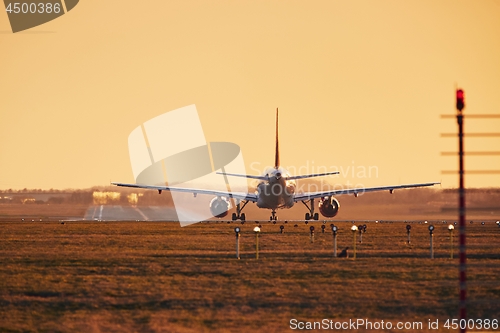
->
[232,213,237,221]
[305,213,311,220]
[241,213,246,221]
[314,213,319,221]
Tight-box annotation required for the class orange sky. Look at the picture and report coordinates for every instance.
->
[1,0,499,190]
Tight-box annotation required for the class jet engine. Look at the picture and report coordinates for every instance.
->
[209,196,230,218]
[318,196,340,218]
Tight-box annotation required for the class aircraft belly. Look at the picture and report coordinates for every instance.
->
[256,182,294,209]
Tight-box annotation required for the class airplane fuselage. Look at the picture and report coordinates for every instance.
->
[256,167,296,209]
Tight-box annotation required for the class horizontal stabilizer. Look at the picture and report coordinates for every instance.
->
[216,172,268,181]
[216,171,339,181]
[287,172,339,180]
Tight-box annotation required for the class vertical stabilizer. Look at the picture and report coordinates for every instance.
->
[275,108,280,168]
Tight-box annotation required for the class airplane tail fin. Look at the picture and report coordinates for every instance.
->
[275,108,280,168]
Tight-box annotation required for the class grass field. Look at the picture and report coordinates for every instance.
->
[0,221,499,332]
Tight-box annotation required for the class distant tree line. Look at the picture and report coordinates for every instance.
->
[0,188,174,206]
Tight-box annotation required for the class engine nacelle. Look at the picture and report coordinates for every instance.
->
[318,196,340,218]
[209,196,230,218]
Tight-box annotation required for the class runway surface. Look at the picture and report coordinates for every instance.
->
[83,205,178,221]
[82,205,500,225]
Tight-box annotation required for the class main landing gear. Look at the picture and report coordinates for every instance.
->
[269,210,278,221]
[231,200,248,222]
[301,198,319,221]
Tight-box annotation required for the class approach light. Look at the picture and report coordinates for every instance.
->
[406,225,411,231]
[253,226,261,233]
[351,225,358,259]
[332,225,338,232]
[448,224,454,231]
[310,226,315,232]
[429,225,435,233]
[456,89,465,112]
[496,221,500,225]
[235,227,240,233]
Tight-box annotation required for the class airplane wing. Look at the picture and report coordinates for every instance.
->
[112,182,258,202]
[294,182,440,202]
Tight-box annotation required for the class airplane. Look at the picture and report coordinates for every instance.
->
[113,109,439,222]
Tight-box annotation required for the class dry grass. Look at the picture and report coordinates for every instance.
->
[0,204,88,220]
[0,221,498,332]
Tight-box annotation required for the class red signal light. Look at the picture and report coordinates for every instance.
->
[456,89,465,111]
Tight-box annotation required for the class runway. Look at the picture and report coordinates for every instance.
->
[82,205,500,225]
[83,205,178,221]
